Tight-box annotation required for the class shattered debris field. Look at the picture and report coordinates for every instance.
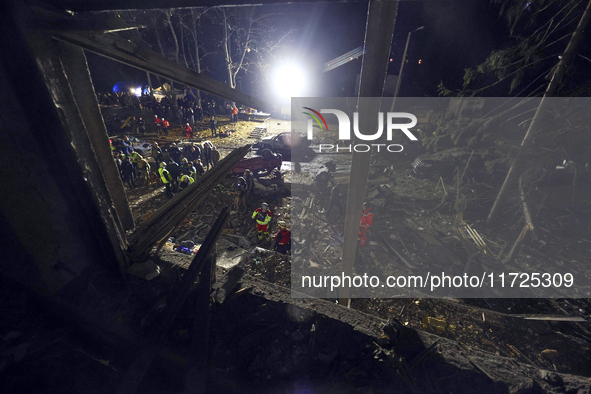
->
[4,115,591,393]
[112,118,591,392]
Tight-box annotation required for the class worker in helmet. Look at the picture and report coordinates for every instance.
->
[158,162,173,198]
[358,200,373,246]
[244,169,255,199]
[274,221,291,255]
[252,202,272,241]
[184,123,193,139]
[179,174,194,191]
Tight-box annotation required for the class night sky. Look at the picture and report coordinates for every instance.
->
[86,0,507,99]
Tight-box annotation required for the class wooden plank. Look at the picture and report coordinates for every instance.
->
[32,5,145,33]
[117,208,229,394]
[58,41,135,232]
[1,1,130,283]
[184,253,215,392]
[51,29,271,110]
[34,0,369,13]
[339,0,399,303]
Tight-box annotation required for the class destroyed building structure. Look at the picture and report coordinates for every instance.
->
[1,0,590,393]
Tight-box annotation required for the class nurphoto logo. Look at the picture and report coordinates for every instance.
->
[303,107,419,153]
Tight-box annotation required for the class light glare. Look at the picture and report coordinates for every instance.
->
[272,64,306,100]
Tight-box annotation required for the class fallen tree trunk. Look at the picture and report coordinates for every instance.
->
[127,145,250,263]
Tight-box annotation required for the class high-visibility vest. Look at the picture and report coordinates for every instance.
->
[158,167,172,184]
[360,208,373,229]
[252,208,272,226]
[130,152,139,163]
[180,175,194,184]
[276,229,291,246]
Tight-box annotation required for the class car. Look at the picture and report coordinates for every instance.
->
[252,132,310,159]
[130,139,153,157]
[231,153,283,177]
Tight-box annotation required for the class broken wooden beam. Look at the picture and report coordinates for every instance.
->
[127,145,250,263]
[340,0,399,303]
[32,6,145,33]
[36,0,370,13]
[184,253,216,393]
[51,29,271,110]
[503,176,535,264]
[117,208,229,394]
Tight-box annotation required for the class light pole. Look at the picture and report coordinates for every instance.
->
[393,26,424,99]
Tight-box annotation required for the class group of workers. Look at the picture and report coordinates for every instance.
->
[247,198,372,255]
[153,141,220,198]
[251,202,291,254]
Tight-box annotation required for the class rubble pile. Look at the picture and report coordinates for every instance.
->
[121,118,591,383]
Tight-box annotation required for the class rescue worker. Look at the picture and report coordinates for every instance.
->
[136,156,151,186]
[158,162,173,198]
[211,146,220,166]
[232,106,238,123]
[152,142,163,165]
[121,156,136,189]
[274,221,291,255]
[138,117,146,134]
[327,183,343,216]
[252,202,272,241]
[194,159,205,177]
[244,169,255,199]
[186,145,201,163]
[202,142,212,169]
[130,150,141,174]
[154,114,162,135]
[233,177,248,211]
[184,123,193,139]
[358,200,373,247]
[209,116,217,136]
[179,174,194,190]
[162,118,170,136]
[180,157,191,174]
[169,143,182,164]
[166,158,181,192]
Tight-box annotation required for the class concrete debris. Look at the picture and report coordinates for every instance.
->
[539,370,564,387]
[223,234,251,249]
[126,260,161,280]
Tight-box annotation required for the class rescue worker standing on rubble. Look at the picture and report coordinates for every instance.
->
[358,201,373,247]
[211,146,220,166]
[252,202,272,242]
[130,150,141,175]
[209,116,217,136]
[162,118,170,136]
[158,162,173,198]
[184,123,192,139]
[166,158,181,192]
[121,156,136,189]
[244,169,255,199]
[152,142,163,165]
[274,221,291,255]
[327,183,343,216]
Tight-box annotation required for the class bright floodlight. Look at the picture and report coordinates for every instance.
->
[272,63,306,100]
